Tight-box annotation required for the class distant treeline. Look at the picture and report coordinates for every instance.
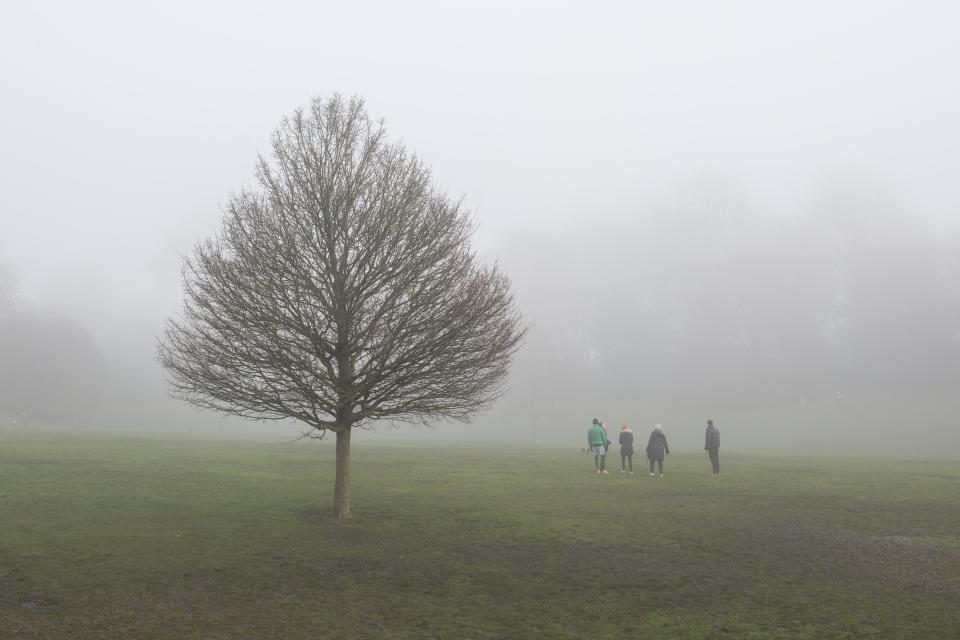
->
[489,174,960,439]
[2,174,959,441]
[0,294,104,427]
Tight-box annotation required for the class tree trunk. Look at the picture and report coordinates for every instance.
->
[333,427,351,519]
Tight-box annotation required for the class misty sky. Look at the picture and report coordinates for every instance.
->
[2,1,960,446]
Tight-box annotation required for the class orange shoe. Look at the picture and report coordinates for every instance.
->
[601,470,609,474]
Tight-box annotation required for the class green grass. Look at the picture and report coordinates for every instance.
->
[1,430,959,639]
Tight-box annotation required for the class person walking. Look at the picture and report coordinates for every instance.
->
[587,418,609,474]
[704,419,720,477]
[618,425,634,474]
[646,424,670,477]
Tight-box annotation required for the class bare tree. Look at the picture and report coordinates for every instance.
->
[158,95,525,518]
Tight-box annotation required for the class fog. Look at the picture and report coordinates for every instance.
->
[2,1,959,452]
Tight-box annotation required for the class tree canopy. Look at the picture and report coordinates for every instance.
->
[159,95,525,517]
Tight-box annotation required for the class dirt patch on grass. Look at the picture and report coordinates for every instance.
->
[746,515,960,603]
[830,533,960,596]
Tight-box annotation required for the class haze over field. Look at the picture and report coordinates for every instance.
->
[2,1,959,451]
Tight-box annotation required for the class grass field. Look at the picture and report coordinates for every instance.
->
[1,429,959,639]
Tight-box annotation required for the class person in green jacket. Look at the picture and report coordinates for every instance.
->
[587,418,608,474]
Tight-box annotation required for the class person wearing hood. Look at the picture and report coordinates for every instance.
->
[646,424,670,478]
[704,419,720,477]
[618,425,634,474]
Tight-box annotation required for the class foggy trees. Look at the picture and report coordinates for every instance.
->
[0,269,106,427]
[158,95,525,519]
[493,173,960,437]
[0,264,13,308]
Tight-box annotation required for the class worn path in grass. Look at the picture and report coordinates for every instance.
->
[1,430,958,639]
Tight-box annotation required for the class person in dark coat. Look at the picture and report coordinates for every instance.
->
[704,419,720,477]
[645,424,670,477]
[618,425,634,474]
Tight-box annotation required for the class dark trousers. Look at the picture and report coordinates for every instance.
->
[649,458,663,474]
[621,452,633,471]
[708,449,720,474]
[595,453,606,471]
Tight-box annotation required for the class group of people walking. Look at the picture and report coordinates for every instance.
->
[586,418,721,478]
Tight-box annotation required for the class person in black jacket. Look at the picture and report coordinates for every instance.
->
[704,419,720,477]
[618,425,634,474]
[646,424,670,477]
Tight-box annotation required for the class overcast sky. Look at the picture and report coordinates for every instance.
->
[4,1,959,324]
[2,1,960,445]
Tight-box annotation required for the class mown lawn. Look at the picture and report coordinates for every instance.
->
[1,430,958,639]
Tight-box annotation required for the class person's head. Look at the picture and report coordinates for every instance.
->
[621,425,628,431]
[655,424,662,431]
[707,419,714,428]
[592,418,598,425]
